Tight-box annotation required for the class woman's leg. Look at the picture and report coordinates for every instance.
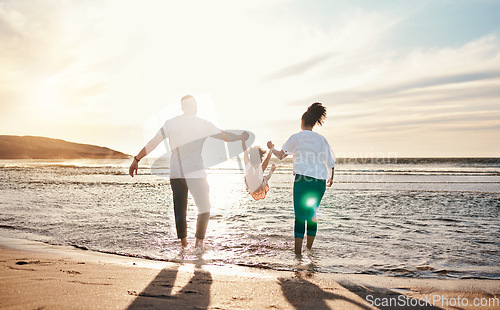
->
[305,178,326,250]
[306,235,315,250]
[293,175,307,255]
[295,238,303,255]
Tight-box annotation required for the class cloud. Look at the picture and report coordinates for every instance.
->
[274,33,500,156]
[286,33,500,112]
[292,69,500,108]
[262,8,405,83]
[0,1,74,85]
[264,52,337,82]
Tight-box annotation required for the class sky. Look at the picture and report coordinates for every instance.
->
[1,0,499,158]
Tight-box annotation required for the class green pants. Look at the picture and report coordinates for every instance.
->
[293,174,326,238]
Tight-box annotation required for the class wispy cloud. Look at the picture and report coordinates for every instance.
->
[264,51,337,82]
[273,31,500,156]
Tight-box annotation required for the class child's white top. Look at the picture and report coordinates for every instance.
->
[245,162,264,192]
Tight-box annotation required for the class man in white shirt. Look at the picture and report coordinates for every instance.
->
[129,95,246,250]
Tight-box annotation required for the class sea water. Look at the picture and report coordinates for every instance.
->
[0,158,499,279]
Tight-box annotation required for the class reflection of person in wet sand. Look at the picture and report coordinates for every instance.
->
[129,95,246,251]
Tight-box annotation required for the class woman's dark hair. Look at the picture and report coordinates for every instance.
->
[302,102,327,127]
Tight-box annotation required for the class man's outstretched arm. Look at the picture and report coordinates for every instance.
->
[212,131,247,142]
[242,137,250,166]
[129,131,165,177]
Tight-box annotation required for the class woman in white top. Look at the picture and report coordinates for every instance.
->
[268,102,335,255]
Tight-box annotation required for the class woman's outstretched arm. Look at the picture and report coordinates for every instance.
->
[267,141,287,160]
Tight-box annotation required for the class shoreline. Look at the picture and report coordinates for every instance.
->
[3,230,498,281]
[1,235,499,309]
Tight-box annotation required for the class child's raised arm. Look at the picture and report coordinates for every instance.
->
[261,149,272,172]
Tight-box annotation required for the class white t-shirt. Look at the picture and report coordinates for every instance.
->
[148,115,222,179]
[282,130,335,180]
[245,162,264,192]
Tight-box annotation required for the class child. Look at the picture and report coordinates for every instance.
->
[242,136,276,200]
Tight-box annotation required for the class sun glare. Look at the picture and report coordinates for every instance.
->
[34,81,58,112]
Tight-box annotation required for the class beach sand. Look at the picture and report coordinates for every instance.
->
[1,237,499,310]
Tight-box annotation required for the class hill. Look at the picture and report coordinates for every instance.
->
[0,135,131,159]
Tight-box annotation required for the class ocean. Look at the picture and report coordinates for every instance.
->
[1,158,499,279]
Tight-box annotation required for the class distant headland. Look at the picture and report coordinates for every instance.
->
[0,135,131,159]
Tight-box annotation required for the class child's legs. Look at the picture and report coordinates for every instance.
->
[263,169,274,183]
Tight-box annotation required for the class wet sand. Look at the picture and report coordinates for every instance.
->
[0,237,499,309]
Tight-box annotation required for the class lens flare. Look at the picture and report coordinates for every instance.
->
[305,197,317,208]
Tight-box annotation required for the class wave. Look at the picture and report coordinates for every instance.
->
[2,157,500,168]
[337,157,500,166]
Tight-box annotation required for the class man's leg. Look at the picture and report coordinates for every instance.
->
[195,212,210,248]
[171,179,189,247]
[187,178,211,248]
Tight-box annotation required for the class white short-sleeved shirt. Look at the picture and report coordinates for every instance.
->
[245,162,264,192]
[282,130,335,180]
[148,115,222,179]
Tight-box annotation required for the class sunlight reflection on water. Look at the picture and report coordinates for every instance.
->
[0,159,499,279]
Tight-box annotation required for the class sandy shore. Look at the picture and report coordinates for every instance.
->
[0,236,499,310]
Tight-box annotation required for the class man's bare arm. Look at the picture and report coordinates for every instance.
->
[129,133,164,177]
[242,138,250,166]
[212,131,246,142]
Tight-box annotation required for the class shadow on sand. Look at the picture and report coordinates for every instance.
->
[127,256,443,309]
[127,263,212,310]
[336,279,442,310]
[279,272,373,310]
[279,270,442,310]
